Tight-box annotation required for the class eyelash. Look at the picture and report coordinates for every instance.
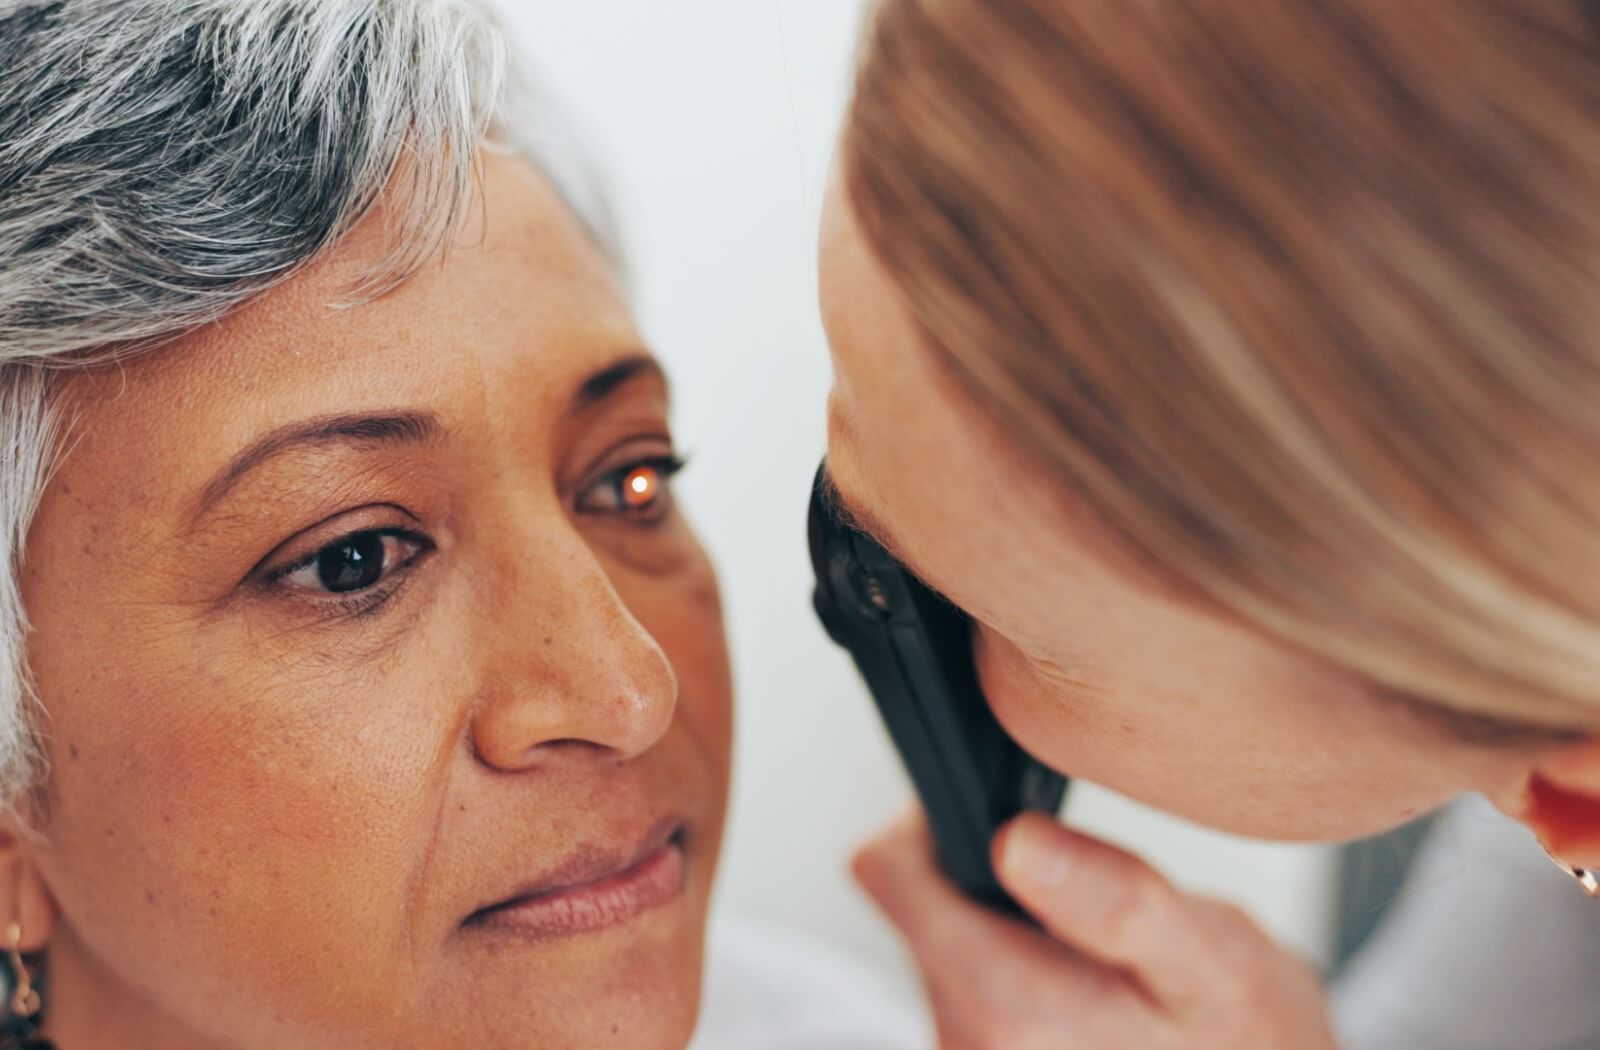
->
[574,454,688,525]
[264,454,688,619]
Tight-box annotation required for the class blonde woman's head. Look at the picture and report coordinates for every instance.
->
[821,0,1600,856]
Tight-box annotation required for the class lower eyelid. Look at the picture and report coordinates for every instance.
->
[292,553,427,622]
[335,578,408,619]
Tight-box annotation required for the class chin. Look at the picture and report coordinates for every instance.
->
[472,944,706,1050]
[1075,756,1450,845]
[561,977,703,1050]
[455,880,711,1050]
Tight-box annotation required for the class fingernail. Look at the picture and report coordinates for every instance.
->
[1005,819,1073,889]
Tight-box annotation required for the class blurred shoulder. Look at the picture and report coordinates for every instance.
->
[691,914,930,1050]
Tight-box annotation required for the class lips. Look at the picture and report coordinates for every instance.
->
[463,818,689,940]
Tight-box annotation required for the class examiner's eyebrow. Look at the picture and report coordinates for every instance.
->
[192,410,443,521]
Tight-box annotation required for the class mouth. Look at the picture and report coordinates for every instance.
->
[463,818,689,940]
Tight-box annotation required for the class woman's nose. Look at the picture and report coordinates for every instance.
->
[469,546,679,772]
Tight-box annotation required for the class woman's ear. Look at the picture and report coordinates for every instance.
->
[1494,738,1600,870]
[0,815,56,952]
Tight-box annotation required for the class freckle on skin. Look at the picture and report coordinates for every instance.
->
[144,890,156,905]
[68,742,79,760]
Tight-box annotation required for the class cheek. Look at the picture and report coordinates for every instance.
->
[974,626,1462,842]
[29,614,457,1033]
[974,625,1141,778]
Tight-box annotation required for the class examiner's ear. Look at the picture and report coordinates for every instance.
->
[0,815,57,952]
[1496,738,1600,870]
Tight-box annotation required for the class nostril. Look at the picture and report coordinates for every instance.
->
[540,738,610,755]
[472,735,613,773]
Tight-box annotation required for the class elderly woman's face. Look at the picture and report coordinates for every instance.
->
[18,155,732,1049]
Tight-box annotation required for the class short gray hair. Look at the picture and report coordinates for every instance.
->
[0,0,614,803]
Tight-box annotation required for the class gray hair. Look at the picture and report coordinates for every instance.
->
[0,0,615,803]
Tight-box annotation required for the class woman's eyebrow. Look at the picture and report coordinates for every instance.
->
[573,353,668,412]
[190,410,444,522]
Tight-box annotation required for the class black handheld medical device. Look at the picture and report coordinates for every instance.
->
[808,462,1069,912]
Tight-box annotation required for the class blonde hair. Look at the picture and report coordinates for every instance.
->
[844,0,1600,732]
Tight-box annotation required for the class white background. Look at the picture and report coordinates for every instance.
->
[502,0,1337,990]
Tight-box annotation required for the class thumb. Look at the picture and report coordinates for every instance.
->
[993,811,1212,1011]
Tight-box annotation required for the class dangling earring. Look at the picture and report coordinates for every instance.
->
[1544,846,1600,898]
[1,920,50,1050]
[4,924,36,1021]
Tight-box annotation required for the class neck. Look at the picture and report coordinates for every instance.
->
[38,922,230,1050]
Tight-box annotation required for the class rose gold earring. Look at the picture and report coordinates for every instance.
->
[3,923,36,1021]
[0,918,50,1050]
[1543,846,1600,897]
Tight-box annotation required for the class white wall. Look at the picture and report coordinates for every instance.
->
[501,0,1337,991]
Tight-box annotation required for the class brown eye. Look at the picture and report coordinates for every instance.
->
[277,531,426,595]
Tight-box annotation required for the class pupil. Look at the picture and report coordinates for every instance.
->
[316,533,385,593]
[624,467,658,508]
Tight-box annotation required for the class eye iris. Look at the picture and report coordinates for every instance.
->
[623,466,659,508]
[316,533,386,593]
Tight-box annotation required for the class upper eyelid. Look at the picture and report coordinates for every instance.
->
[575,435,678,476]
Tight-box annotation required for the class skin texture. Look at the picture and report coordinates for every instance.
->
[3,153,733,1050]
[819,165,1600,1048]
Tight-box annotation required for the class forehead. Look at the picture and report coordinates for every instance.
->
[817,176,1212,639]
[47,153,640,506]
[818,176,941,433]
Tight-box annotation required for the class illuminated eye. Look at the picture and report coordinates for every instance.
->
[574,455,685,521]
[622,465,661,509]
